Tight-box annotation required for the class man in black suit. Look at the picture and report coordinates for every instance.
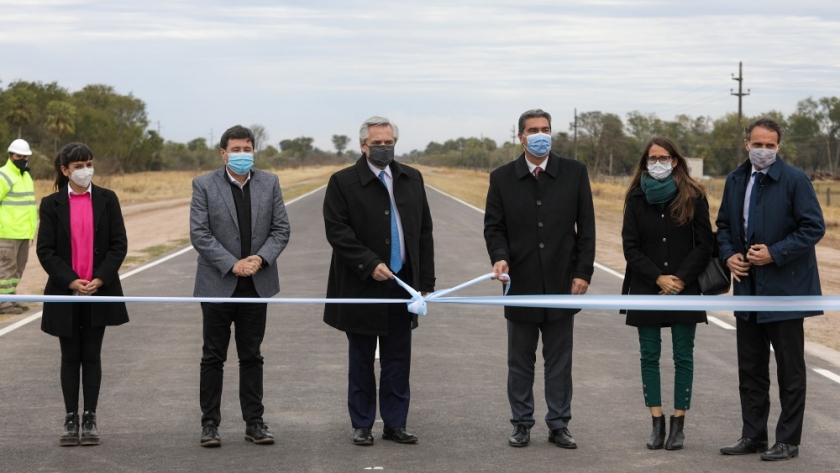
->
[484,109,595,449]
[323,116,434,446]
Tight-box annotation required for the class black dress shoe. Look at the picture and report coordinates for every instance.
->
[80,411,100,446]
[549,427,577,449]
[719,437,767,455]
[353,428,374,446]
[200,423,221,448]
[60,412,80,447]
[382,427,418,444]
[245,422,275,445]
[508,424,530,447]
[761,443,799,461]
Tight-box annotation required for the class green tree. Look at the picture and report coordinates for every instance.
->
[3,88,37,138]
[332,134,350,156]
[44,100,77,152]
[71,84,151,172]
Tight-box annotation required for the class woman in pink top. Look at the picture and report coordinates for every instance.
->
[36,143,128,447]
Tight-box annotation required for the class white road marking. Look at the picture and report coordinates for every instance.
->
[814,368,840,384]
[708,316,736,330]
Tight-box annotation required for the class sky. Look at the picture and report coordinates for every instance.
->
[1,0,839,153]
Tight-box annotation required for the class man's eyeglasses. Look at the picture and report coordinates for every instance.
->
[647,156,673,164]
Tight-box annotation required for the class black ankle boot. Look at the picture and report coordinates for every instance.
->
[80,411,100,446]
[647,415,665,450]
[60,412,80,446]
[665,415,685,450]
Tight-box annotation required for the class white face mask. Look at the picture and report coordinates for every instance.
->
[69,167,94,188]
[749,147,777,169]
[646,161,672,181]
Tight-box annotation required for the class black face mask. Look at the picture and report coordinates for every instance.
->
[12,159,29,174]
[367,146,394,168]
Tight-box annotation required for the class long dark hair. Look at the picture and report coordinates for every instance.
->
[54,142,93,191]
[626,137,706,226]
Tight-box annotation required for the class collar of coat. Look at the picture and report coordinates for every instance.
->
[53,183,110,236]
[353,154,407,186]
[731,156,785,183]
[514,151,561,180]
[215,165,263,186]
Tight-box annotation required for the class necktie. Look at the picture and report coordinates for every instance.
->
[379,171,402,273]
[533,166,542,180]
[746,171,764,243]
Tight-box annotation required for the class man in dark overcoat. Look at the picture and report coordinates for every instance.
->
[484,109,595,449]
[717,117,825,461]
[323,116,434,446]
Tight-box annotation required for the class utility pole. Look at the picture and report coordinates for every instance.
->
[730,61,750,126]
[573,108,578,161]
[210,129,214,149]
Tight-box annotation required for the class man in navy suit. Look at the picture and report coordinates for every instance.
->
[717,117,825,461]
[190,125,291,448]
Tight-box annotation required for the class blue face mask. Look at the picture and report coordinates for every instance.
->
[226,152,254,175]
[524,133,551,158]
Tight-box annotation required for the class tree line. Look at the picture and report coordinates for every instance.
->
[0,80,355,179]
[4,79,837,179]
[409,98,840,178]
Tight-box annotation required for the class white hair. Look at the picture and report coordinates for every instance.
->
[359,116,399,144]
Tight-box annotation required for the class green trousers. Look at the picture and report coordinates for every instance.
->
[637,323,696,410]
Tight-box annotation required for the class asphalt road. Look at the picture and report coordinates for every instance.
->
[1,184,839,473]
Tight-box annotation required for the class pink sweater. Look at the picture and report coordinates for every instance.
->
[69,192,94,281]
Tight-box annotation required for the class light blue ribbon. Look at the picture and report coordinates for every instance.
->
[3,276,836,314]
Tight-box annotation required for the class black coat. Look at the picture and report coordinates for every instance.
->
[484,153,596,323]
[323,157,435,336]
[37,185,129,338]
[621,186,712,326]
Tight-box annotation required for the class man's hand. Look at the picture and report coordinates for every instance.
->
[571,278,589,295]
[371,263,395,281]
[233,258,261,277]
[492,260,510,283]
[656,275,685,295]
[726,253,751,283]
[746,244,774,267]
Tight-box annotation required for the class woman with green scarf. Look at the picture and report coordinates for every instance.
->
[621,137,713,451]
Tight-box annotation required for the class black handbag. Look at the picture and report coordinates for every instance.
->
[698,232,731,295]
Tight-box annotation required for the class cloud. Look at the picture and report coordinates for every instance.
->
[0,1,838,151]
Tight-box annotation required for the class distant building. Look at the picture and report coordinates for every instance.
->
[685,157,704,179]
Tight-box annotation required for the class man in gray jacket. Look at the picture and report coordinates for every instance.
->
[190,125,291,448]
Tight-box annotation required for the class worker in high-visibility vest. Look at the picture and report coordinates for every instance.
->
[0,139,38,314]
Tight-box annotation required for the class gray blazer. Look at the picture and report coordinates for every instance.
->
[190,167,291,298]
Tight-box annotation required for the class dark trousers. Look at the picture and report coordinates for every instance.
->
[736,315,806,445]
[200,281,267,426]
[346,281,412,429]
[637,323,696,410]
[507,315,574,430]
[58,303,105,413]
